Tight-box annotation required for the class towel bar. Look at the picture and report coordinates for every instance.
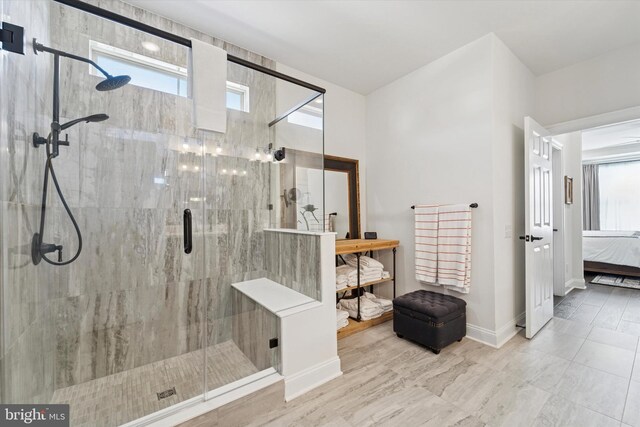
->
[411,203,478,209]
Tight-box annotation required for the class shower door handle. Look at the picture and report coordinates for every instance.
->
[183,209,193,254]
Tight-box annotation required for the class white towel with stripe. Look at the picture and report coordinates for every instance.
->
[415,205,439,283]
[437,204,471,293]
[415,204,472,293]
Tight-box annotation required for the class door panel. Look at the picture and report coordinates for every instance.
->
[524,117,554,339]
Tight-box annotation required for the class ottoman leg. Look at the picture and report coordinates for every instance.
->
[396,333,404,338]
[431,348,441,355]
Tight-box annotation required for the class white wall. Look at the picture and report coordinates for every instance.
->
[366,35,498,339]
[535,42,640,127]
[491,36,535,340]
[275,63,368,233]
[365,34,535,346]
[555,132,585,291]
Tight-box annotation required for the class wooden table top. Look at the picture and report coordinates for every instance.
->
[335,239,400,255]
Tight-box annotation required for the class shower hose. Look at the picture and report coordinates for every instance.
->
[36,133,83,265]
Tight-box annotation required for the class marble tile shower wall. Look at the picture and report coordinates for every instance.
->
[1,0,285,403]
[264,231,322,301]
[0,0,56,404]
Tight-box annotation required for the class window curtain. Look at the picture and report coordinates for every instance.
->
[582,164,600,230]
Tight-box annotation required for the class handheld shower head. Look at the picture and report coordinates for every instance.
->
[96,75,131,92]
[60,114,109,131]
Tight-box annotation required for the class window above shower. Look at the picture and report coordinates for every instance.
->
[89,40,250,111]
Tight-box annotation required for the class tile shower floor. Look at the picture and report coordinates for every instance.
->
[51,340,258,427]
[185,283,640,427]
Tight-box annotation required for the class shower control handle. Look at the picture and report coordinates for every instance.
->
[58,133,70,147]
[183,209,193,254]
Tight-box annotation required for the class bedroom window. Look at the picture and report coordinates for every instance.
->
[599,160,640,230]
[89,41,250,111]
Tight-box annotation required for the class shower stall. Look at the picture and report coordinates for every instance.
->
[0,0,326,425]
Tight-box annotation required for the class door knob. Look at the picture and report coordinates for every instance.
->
[531,236,543,241]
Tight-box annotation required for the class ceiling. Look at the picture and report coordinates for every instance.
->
[582,119,640,151]
[125,0,640,94]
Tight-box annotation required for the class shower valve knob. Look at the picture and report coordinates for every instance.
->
[32,132,47,147]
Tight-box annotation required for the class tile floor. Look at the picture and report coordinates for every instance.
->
[196,280,640,427]
[52,341,258,427]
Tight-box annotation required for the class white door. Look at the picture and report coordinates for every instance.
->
[524,117,554,339]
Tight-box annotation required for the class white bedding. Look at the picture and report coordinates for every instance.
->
[583,230,640,268]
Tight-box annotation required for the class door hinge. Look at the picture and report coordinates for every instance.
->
[1,22,25,55]
[269,337,279,349]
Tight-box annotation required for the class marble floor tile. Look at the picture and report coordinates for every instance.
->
[547,317,593,338]
[623,299,640,323]
[521,327,585,360]
[583,288,614,307]
[348,383,483,427]
[554,362,629,420]
[618,320,640,337]
[569,303,602,324]
[558,289,589,307]
[632,354,640,383]
[181,317,640,427]
[471,373,550,427]
[533,396,621,427]
[497,348,570,391]
[588,327,639,351]
[623,380,640,427]
[574,340,635,378]
[553,302,578,320]
[593,304,627,330]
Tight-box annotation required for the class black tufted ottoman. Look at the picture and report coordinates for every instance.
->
[393,290,466,354]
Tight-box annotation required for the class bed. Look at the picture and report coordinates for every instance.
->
[583,230,640,277]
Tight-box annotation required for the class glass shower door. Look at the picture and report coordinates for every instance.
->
[1,1,208,425]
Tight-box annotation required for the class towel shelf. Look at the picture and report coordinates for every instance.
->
[336,277,394,293]
[336,239,399,338]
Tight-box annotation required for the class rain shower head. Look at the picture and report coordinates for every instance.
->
[95,74,131,92]
[33,39,130,92]
[60,114,109,131]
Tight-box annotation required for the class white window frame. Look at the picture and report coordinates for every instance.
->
[287,104,323,130]
[88,40,250,112]
[226,81,251,113]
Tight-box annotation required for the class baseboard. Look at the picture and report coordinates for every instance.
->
[565,278,586,292]
[465,312,525,349]
[465,323,499,348]
[495,312,526,347]
[284,356,342,401]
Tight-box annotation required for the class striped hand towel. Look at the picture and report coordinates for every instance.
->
[436,204,471,293]
[414,205,439,283]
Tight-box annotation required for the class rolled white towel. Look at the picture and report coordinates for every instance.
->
[382,271,391,279]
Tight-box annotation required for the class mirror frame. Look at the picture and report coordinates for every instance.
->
[324,155,361,239]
